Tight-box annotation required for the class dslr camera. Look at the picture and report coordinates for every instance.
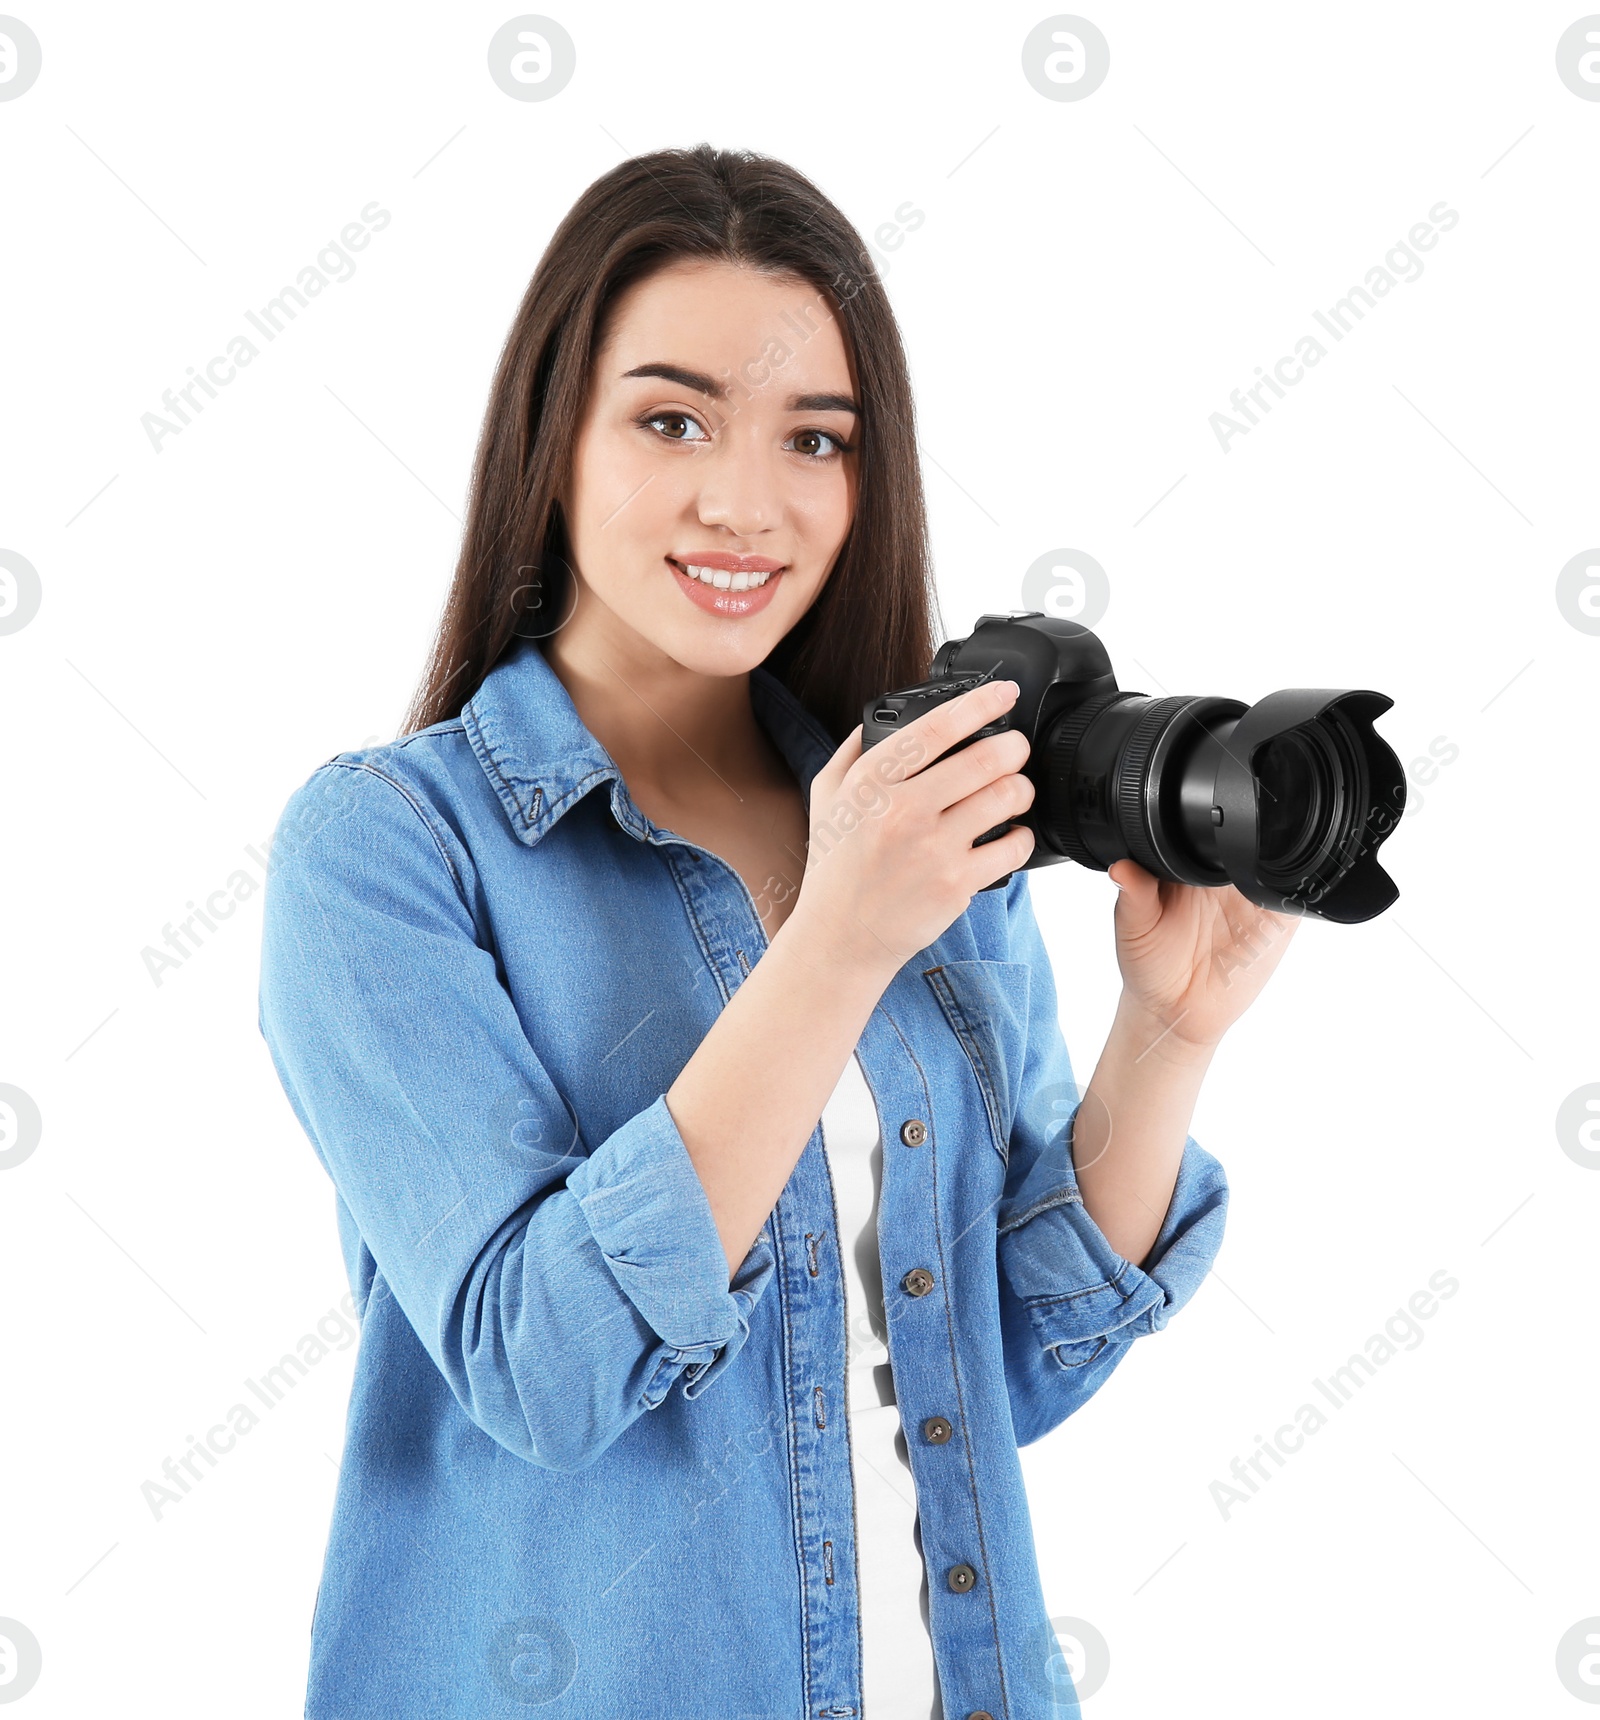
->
[861,612,1405,923]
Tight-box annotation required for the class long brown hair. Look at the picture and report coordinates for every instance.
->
[401,144,939,743]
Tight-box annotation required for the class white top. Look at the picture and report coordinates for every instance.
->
[819,1052,944,1720]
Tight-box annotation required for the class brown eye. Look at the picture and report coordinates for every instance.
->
[788,428,852,459]
[639,411,709,444]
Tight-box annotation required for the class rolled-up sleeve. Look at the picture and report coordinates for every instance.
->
[565,1093,771,1404]
[257,761,772,1472]
[992,872,1229,1446]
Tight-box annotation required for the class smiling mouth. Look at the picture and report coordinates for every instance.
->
[669,558,780,592]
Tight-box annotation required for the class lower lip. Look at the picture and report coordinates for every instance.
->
[667,558,784,618]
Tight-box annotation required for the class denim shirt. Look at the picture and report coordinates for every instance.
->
[256,636,1228,1720]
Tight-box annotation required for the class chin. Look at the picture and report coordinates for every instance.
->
[655,618,787,680]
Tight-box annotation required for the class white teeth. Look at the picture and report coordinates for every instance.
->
[680,563,772,589]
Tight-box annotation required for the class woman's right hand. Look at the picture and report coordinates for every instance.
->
[785,678,1038,977]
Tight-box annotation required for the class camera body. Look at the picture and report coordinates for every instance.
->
[861,611,1405,923]
[862,612,1118,874]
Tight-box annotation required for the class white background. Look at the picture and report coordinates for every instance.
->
[2,2,1596,1714]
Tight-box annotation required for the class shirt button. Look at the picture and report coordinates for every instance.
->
[922,1416,953,1444]
[901,1267,935,1298]
[899,1117,927,1147]
[947,1562,978,1593]
[969,1712,997,1720]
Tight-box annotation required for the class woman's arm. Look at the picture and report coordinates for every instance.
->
[258,760,781,1472]
[1069,994,1215,1268]
[668,677,1038,1278]
[1072,859,1300,1265]
[990,869,1231,1446]
[664,921,895,1279]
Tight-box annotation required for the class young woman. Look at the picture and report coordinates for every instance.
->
[259,145,1297,1720]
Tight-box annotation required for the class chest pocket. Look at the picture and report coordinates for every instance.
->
[922,959,1031,1164]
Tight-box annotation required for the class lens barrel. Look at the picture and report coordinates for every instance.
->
[1038,686,1406,922]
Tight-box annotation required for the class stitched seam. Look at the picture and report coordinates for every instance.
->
[814,1119,866,1682]
[926,969,1003,1100]
[771,1197,814,1711]
[393,719,467,750]
[638,1346,683,1409]
[924,970,1008,1162]
[877,1005,1012,1718]
[996,1186,1085,1237]
[813,1116,854,1431]
[1031,1304,1154,1353]
[459,697,526,825]
[661,848,733,1007]
[1021,1279,1123,1309]
[1048,1334,1109,1368]
[838,1049,907,1691]
[1029,1283,1164,1339]
[322,762,467,898]
[1020,1256,1137,1311]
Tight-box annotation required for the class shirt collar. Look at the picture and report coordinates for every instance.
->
[460,636,840,849]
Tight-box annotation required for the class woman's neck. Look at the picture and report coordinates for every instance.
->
[542,614,782,805]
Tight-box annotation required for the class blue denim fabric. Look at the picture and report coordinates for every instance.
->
[257,636,1228,1720]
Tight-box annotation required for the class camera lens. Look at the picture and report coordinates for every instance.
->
[1037,687,1405,922]
[870,613,1404,920]
[1255,728,1336,875]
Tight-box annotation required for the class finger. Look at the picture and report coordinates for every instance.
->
[1109,858,1159,895]
[941,766,1036,845]
[1109,859,1164,938]
[963,821,1036,891]
[814,723,864,802]
[904,725,1032,815]
[865,679,1019,787]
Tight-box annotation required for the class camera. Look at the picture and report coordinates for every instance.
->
[861,612,1405,923]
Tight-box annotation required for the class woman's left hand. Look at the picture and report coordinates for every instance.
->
[1106,858,1301,1052]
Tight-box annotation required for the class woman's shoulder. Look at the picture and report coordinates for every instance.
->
[267,718,492,898]
[313,718,475,805]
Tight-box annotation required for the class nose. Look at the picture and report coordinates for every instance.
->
[693,432,780,539]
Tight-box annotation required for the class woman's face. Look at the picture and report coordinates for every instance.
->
[559,258,860,677]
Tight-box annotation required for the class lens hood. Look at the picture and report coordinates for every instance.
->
[1212,690,1406,922]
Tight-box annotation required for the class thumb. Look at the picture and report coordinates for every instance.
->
[1109,859,1162,935]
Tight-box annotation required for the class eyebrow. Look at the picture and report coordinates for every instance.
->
[621,362,859,416]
